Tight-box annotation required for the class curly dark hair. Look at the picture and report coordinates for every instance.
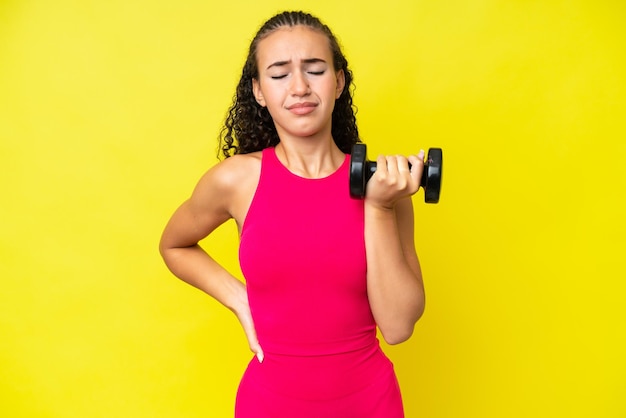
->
[219,11,360,159]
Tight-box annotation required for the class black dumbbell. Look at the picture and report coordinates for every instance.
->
[349,143,443,203]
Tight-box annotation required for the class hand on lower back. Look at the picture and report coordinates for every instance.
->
[235,300,264,363]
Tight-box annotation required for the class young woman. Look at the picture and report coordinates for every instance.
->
[160,11,425,418]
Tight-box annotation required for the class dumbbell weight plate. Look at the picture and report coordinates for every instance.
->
[349,143,368,198]
[423,148,442,204]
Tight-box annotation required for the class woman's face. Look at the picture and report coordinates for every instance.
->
[252,26,345,141]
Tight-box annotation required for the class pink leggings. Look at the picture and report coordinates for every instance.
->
[235,345,404,418]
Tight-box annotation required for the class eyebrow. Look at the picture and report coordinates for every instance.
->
[266,58,327,70]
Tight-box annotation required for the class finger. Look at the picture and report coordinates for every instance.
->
[408,151,425,182]
[245,327,264,363]
[375,154,388,176]
[238,312,264,363]
[386,155,400,177]
[395,155,410,173]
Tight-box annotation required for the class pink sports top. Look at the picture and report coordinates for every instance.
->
[239,147,377,357]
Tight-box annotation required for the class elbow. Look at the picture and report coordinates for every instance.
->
[158,238,170,262]
[158,236,180,267]
[380,307,425,346]
[380,319,418,345]
[159,244,173,271]
[381,325,415,345]
[159,231,181,261]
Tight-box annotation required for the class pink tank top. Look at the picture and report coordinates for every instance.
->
[239,147,377,356]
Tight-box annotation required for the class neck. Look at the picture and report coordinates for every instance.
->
[274,138,345,179]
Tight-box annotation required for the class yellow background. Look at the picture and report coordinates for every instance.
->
[1,1,625,417]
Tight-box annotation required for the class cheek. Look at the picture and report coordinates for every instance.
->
[325,83,340,102]
[265,93,284,110]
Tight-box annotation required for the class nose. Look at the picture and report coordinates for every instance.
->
[290,70,310,96]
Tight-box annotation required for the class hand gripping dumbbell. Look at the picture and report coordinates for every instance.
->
[349,143,443,203]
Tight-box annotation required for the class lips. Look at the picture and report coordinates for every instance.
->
[287,102,317,115]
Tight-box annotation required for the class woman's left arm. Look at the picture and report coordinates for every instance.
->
[364,154,426,345]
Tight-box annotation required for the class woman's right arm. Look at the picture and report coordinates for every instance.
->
[159,156,264,361]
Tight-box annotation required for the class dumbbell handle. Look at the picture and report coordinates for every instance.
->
[363,161,428,188]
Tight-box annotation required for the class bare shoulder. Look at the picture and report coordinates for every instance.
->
[160,152,262,249]
[198,152,260,186]
[192,152,262,223]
